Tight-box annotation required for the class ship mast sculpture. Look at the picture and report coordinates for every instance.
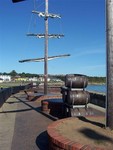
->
[19,0,70,95]
[28,0,64,94]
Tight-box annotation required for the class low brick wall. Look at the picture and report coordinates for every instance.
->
[36,94,62,101]
[47,117,105,150]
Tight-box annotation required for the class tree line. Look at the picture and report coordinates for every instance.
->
[55,75,106,84]
[0,70,39,78]
[0,70,106,84]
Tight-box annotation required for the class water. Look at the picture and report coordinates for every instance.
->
[86,84,106,93]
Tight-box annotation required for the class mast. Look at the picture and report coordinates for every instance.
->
[27,0,64,95]
[26,0,64,95]
[44,0,48,95]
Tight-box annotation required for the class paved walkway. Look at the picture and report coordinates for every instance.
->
[0,92,54,150]
[0,91,106,150]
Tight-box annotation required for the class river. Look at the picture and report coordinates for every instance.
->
[86,84,106,93]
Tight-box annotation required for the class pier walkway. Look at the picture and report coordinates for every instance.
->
[0,91,105,150]
[0,91,54,150]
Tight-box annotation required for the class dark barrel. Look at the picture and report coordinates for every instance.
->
[65,74,88,88]
[67,90,90,105]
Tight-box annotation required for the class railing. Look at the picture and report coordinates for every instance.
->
[89,92,106,108]
[0,83,32,108]
[0,83,106,109]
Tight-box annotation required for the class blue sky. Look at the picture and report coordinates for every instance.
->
[0,0,105,76]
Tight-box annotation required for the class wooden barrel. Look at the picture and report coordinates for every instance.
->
[67,90,90,105]
[65,74,88,88]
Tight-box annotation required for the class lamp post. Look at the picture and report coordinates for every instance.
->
[106,0,113,129]
[44,0,48,95]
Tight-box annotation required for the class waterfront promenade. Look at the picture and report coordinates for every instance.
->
[0,90,106,150]
[0,91,54,150]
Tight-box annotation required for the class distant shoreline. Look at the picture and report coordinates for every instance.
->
[88,82,106,85]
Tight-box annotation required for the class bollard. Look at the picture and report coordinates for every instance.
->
[41,101,50,113]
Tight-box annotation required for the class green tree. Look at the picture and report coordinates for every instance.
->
[10,70,17,77]
[21,72,26,78]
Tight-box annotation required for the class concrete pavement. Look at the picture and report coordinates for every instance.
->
[0,91,106,150]
[0,92,53,150]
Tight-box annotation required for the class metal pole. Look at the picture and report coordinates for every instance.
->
[44,0,48,95]
[106,0,113,129]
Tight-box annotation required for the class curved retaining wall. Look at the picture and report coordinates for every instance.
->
[0,84,32,108]
[47,117,105,150]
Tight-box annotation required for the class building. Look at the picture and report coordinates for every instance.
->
[0,75,11,82]
[38,76,50,82]
[28,77,38,82]
[0,78,3,83]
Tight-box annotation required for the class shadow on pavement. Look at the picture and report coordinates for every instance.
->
[78,116,105,128]
[79,128,113,144]
[36,131,49,150]
[14,96,57,121]
[0,108,32,113]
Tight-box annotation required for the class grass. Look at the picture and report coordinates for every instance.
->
[0,81,31,88]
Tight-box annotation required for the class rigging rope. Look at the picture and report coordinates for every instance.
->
[33,0,36,10]
[27,0,64,35]
[33,0,45,10]
[49,1,64,35]
[27,0,45,33]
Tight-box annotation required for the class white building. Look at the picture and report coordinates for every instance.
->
[38,76,50,82]
[0,75,11,82]
[28,77,38,82]
[0,78,3,83]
